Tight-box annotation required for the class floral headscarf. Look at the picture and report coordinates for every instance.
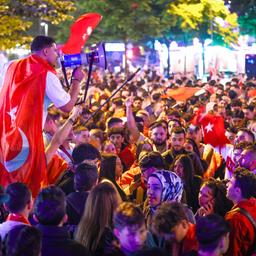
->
[149,170,183,203]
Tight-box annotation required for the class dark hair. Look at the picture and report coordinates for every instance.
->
[107,127,125,137]
[233,168,256,199]
[72,143,101,165]
[99,154,117,182]
[228,90,237,99]
[230,99,242,107]
[170,126,186,136]
[106,117,123,129]
[5,183,31,213]
[34,186,66,225]
[135,141,153,161]
[30,35,55,52]
[139,151,165,170]
[196,214,230,252]
[99,154,127,201]
[90,129,105,144]
[74,163,98,192]
[172,154,198,210]
[168,119,182,129]
[201,178,233,217]
[112,97,123,107]
[166,108,181,119]
[231,110,244,119]
[152,202,187,234]
[184,138,201,158]
[149,121,167,131]
[114,202,145,231]
[152,93,161,101]
[73,124,89,134]
[244,104,254,112]
[134,96,143,102]
[226,126,238,134]
[6,225,42,256]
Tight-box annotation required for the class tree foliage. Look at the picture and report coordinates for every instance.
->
[0,0,75,50]
[167,0,239,44]
[229,0,256,36]
[56,0,163,44]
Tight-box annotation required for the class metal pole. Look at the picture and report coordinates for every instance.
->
[83,68,141,125]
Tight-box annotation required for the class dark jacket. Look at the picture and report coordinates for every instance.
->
[66,191,89,225]
[162,148,204,176]
[37,224,91,256]
[56,168,75,195]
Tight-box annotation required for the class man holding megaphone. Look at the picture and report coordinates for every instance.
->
[30,35,85,122]
[0,35,85,196]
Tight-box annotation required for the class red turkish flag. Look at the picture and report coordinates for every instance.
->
[200,113,229,147]
[191,105,205,126]
[0,55,54,196]
[165,87,201,102]
[61,13,102,54]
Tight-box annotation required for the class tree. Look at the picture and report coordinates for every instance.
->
[57,0,163,43]
[0,0,75,50]
[167,0,239,45]
[165,0,238,75]
[229,0,256,37]
[56,0,165,70]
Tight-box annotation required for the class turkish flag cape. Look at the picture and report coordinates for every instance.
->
[164,87,201,102]
[200,113,229,148]
[61,13,102,54]
[0,55,56,196]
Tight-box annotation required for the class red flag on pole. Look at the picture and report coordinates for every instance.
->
[200,113,229,147]
[61,13,102,54]
[0,55,55,196]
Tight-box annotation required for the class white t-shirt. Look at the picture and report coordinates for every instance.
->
[43,71,70,125]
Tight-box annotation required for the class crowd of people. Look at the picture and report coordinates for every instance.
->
[0,35,256,256]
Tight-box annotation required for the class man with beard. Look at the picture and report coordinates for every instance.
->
[149,122,169,153]
[125,96,168,153]
[162,127,204,175]
[239,144,256,174]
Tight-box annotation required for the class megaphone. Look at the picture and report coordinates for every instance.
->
[60,42,107,69]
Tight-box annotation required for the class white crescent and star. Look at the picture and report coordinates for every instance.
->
[4,128,30,173]
[82,27,92,41]
[205,122,214,133]
[2,107,30,173]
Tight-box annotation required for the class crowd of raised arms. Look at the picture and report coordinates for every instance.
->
[0,36,256,256]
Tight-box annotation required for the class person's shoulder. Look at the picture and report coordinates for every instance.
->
[161,148,173,157]
[227,198,256,222]
[0,221,26,241]
[42,239,91,256]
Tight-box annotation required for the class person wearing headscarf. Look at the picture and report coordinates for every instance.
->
[144,170,184,229]
[144,170,195,249]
